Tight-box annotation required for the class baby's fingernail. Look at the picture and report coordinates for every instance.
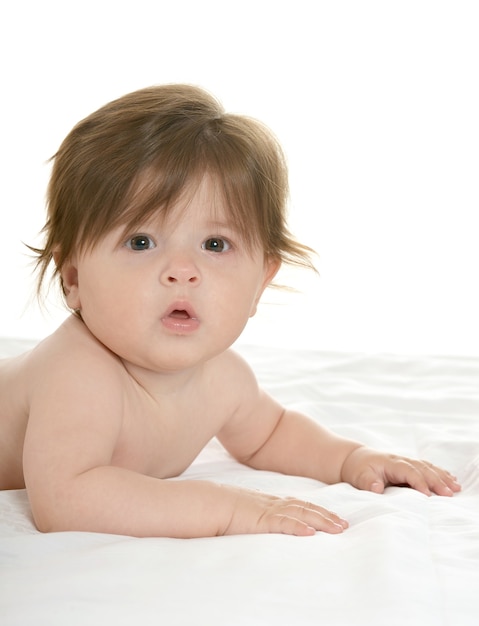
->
[332,519,348,532]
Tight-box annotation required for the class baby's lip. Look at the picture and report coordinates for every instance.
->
[161,302,200,334]
[162,302,198,321]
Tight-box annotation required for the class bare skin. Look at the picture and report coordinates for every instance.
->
[0,178,461,538]
[0,316,356,535]
[0,321,461,539]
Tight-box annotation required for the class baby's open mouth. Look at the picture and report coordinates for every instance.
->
[169,309,191,320]
[161,303,199,331]
[161,305,200,333]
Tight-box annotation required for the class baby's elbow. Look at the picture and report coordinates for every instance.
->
[29,492,79,533]
[35,518,55,533]
[32,507,67,533]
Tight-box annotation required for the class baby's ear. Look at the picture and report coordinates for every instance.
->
[250,256,281,318]
[264,256,281,286]
[55,253,81,310]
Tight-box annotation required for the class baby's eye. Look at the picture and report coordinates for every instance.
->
[125,234,156,251]
[202,237,231,253]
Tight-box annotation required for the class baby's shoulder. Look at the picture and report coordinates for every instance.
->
[27,316,125,392]
[207,348,260,395]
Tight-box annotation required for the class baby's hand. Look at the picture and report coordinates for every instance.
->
[341,446,462,497]
[221,487,348,536]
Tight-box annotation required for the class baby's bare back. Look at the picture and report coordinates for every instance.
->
[0,352,31,489]
[0,316,246,492]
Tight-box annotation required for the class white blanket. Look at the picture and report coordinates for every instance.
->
[1,340,478,625]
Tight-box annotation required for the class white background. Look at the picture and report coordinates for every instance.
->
[1,0,478,356]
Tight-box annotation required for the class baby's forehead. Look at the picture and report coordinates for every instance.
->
[101,167,263,253]
[132,201,237,233]
[175,174,231,217]
[126,172,241,228]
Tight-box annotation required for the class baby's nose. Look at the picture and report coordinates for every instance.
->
[166,272,199,284]
[161,256,201,285]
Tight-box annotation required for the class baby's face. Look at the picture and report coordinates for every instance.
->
[61,175,279,373]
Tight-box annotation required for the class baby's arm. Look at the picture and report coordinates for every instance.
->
[28,463,349,537]
[235,406,459,496]
[218,356,461,497]
[22,351,345,538]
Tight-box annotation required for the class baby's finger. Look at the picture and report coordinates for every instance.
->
[272,514,318,537]
[390,460,433,496]
[412,461,461,496]
[353,465,386,494]
[385,459,460,497]
[275,502,348,536]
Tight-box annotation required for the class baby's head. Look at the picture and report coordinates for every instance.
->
[34,84,315,297]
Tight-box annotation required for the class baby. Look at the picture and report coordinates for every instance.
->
[0,85,460,537]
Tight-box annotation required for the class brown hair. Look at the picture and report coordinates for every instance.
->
[32,84,316,296]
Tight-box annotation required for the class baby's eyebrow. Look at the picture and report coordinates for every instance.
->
[203,220,237,231]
